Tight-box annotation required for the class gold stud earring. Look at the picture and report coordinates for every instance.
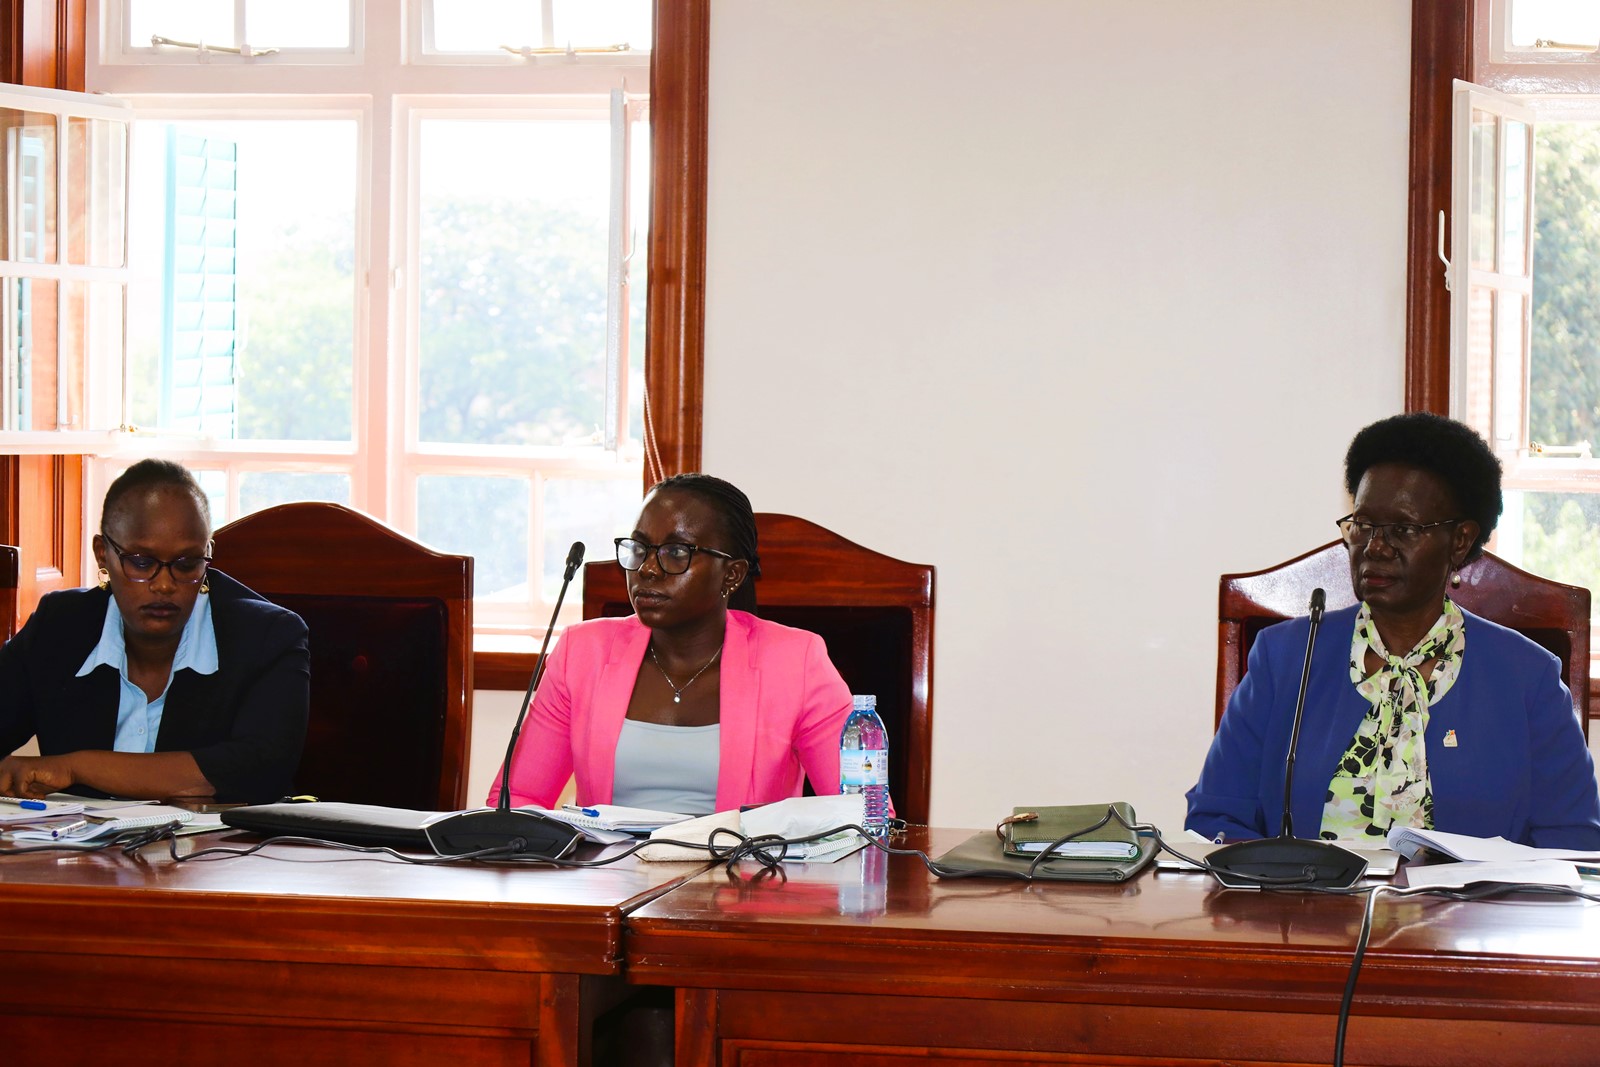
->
[97,567,110,590]
[200,576,211,594]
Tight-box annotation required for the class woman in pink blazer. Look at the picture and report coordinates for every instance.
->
[490,474,853,813]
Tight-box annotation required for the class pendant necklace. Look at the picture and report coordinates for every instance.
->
[649,642,724,703]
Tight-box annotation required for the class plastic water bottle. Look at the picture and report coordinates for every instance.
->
[840,694,889,838]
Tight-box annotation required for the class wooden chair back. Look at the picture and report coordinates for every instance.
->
[1217,540,1590,733]
[584,513,936,823]
[0,544,16,642]
[212,503,474,809]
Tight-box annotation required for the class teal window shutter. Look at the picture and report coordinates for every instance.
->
[161,127,238,436]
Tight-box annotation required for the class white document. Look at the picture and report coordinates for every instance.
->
[740,794,869,863]
[0,797,85,823]
[10,804,197,843]
[1387,825,1600,864]
[637,809,741,862]
[555,804,692,833]
[502,806,632,845]
[1403,859,1585,890]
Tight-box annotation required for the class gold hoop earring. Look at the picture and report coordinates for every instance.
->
[97,567,110,590]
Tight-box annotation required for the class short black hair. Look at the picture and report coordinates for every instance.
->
[1344,412,1501,560]
[102,459,212,537]
[650,473,760,611]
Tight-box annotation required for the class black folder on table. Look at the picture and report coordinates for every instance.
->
[935,802,1156,882]
[221,801,442,849]
[221,801,585,858]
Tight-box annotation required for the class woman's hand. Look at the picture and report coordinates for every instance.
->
[0,754,76,798]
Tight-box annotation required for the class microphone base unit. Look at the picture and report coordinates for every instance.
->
[1206,837,1368,890]
[424,808,583,859]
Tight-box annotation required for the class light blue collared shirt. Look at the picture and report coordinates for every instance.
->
[76,592,219,753]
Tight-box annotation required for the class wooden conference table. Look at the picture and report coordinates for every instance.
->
[0,831,706,1066]
[6,826,1600,1066]
[625,827,1600,1067]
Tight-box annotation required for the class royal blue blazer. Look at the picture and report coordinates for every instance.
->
[1186,604,1600,849]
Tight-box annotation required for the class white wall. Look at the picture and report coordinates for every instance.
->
[696,1,1413,834]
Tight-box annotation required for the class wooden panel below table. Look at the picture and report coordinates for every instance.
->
[0,835,703,1065]
[626,829,1600,1067]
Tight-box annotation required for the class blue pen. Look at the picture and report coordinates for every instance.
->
[5,798,47,810]
[580,807,601,817]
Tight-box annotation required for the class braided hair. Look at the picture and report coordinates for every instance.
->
[651,473,761,611]
[101,459,212,537]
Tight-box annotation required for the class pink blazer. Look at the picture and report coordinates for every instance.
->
[489,610,854,811]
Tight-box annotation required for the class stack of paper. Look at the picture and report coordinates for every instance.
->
[552,804,693,833]
[1386,825,1600,890]
[0,797,85,823]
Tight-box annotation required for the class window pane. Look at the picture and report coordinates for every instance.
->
[66,117,128,268]
[246,0,350,49]
[1510,1,1600,49]
[239,471,351,515]
[1,278,56,431]
[543,477,641,602]
[1463,284,1495,440]
[1530,122,1600,450]
[1471,110,1498,272]
[417,119,610,447]
[130,0,237,49]
[430,0,539,52]
[426,0,649,53]
[416,474,530,601]
[192,468,228,527]
[0,109,57,264]
[126,119,356,441]
[1502,120,1529,276]
[627,115,649,444]
[1505,491,1600,629]
[1492,290,1526,448]
[554,0,652,50]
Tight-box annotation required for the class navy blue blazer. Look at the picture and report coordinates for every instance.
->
[1187,604,1600,849]
[0,570,309,803]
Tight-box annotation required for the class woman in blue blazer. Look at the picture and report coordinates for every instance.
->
[0,460,309,803]
[1188,413,1600,849]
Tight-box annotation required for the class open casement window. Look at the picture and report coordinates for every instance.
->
[1449,74,1600,628]
[1450,79,1535,464]
[76,0,658,645]
[0,85,131,447]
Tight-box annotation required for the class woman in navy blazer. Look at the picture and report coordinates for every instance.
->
[1188,414,1600,849]
[0,460,308,803]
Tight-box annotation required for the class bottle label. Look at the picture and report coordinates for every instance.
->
[840,749,888,788]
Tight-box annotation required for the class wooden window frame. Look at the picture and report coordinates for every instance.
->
[1407,0,1600,708]
[0,1,707,681]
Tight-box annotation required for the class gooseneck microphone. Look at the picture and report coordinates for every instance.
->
[426,541,588,857]
[1207,587,1368,890]
[1281,586,1325,838]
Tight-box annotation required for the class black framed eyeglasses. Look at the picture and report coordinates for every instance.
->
[101,533,213,585]
[1335,515,1462,551]
[614,537,735,575]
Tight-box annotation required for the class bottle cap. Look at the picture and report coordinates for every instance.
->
[852,694,877,711]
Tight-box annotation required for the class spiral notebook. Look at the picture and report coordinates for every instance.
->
[11,804,201,844]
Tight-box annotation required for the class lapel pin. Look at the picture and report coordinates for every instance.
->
[1442,729,1458,748]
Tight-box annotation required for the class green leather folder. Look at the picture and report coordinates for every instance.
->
[933,802,1155,883]
[1001,802,1142,860]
